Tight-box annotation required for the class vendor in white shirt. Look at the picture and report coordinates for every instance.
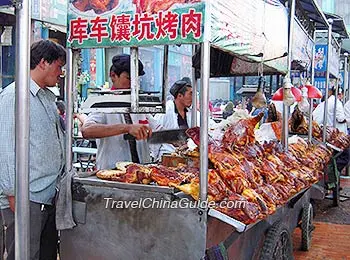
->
[82,54,159,169]
[151,77,193,160]
[312,87,347,133]
[344,99,350,134]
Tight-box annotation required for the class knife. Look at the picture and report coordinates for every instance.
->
[123,129,188,144]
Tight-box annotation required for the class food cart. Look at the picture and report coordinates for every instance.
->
[60,0,331,259]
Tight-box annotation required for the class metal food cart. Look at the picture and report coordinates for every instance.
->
[60,0,326,259]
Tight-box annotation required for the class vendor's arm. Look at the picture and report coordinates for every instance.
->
[81,113,152,140]
[0,87,16,204]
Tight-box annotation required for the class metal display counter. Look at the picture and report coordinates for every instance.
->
[60,176,312,260]
[60,176,207,260]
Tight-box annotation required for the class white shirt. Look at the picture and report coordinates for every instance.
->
[312,95,347,133]
[344,100,350,129]
[151,100,192,160]
[84,113,159,170]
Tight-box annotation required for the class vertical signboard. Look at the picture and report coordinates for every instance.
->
[314,78,326,94]
[314,44,327,78]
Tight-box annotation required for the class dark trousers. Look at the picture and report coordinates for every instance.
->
[337,148,350,173]
[0,201,58,260]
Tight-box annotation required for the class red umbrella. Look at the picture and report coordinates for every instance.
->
[272,87,302,102]
[300,83,323,99]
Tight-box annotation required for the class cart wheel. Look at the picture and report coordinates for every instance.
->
[259,221,294,260]
[332,180,340,207]
[301,203,314,251]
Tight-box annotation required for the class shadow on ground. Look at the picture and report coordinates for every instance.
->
[313,187,350,225]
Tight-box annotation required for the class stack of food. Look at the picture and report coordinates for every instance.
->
[96,114,332,224]
[322,127,350,150]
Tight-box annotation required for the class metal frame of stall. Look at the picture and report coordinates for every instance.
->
[9,0,333,259]
[59,0,331,259]
[311,13,350,197]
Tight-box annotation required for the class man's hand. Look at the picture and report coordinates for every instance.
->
[128,124,152,140]
[8,196,15,212]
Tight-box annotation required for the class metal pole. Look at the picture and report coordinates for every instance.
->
[311,30,317,86]
[322,19,333,143]
[14,0,30,259]
[162,45,169,113]
[345,53,350,177]
[282,0,296,150]
[191,44,198,127]
[344,53,349,102]
[199,41,210,202]
[65,49,74,172]
[333,45,342,127]
[333,76,339,127]
[130,47,139,113]
[308,30,317,143]
[307,98,314,142]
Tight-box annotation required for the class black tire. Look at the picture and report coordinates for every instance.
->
[260,221,294,260]
[301,203,314,251]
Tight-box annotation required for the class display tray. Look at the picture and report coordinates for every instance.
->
[73,175,176,194]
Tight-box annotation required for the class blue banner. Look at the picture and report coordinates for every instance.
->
[339,71,344,89]
[314,45,327,73]
[0,0,12,6]
[314,78,326,95]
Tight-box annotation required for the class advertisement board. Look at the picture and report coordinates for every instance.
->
[291,18,313,65]
[32,0,67,26]
[314,44,339,77]
[67,0,205,48]
[314,78,326,94]
[314,44,327,73]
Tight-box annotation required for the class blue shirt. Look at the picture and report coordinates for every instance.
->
[0,80,65,209]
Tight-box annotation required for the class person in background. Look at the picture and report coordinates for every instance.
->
[222,101,234,119]
[313,87,347,133]
[344,99,350,134]
[56,100,66,131]
[151,77,193,160]
[0,39,66,260]
[81,54,159,170]
[246,97,253,113]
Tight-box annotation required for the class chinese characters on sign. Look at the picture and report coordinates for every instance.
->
[68,8,203,47]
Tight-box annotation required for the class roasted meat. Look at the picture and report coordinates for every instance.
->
[175,169,231,202]
[72,0,119,13]
[110,164,152,184]
[325,127,350,150]
[241,188,268,216]
[222,113,264,149]
[208,146,240,171]
[150,165,186,186]
[266,103,281,123]
[215,193,261,224]
[289,107,308,134]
